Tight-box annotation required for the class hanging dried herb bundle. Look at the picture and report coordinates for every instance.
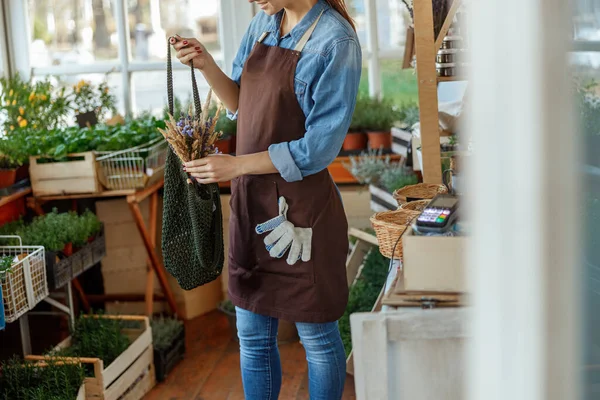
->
[158,89,223,179]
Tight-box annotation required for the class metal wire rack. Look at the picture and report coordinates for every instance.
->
[0,236,48,324]
[96,137,167,191]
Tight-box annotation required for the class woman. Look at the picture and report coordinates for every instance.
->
[172,0,361,398]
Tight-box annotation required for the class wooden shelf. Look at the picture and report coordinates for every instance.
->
[0,187,32,208]
[437,76,467,82]
[34,189,136,201]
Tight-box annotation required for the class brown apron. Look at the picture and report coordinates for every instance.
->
[228,12,349,324]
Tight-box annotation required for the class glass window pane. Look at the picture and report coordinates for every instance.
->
[128,0,222,62]
[32,72,124,119]
[573,0,600,40]
[347,0,367,47]
[573,49,600,396]
[381,60,418,104]
[132,70,211,116]
[27,0,119,68]
[377,0,411,51]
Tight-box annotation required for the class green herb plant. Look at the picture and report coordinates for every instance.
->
[0,356,85,400]
[338,248,390,357]
[362,97,400,132]
[397,102,420,129]
[0,255,14,282]
[1,209,102,252]
[344,148,391,186]
[380,164,419,193]
[57,313,130,373]
[151,316,184,351]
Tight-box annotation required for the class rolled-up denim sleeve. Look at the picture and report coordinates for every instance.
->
[227,29,253,120]
[268,38,362,182]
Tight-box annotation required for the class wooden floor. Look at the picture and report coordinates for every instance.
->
[145,310,356,400]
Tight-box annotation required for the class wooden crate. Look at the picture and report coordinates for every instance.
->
[26,315,155,400]
[30,152,101,197]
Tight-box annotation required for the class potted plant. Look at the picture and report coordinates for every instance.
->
[0,154,20,189]
[151,315,186,382]
[0,72,72,133]
[363,97,399,150]
[0,356,86,400]
[343,96,368,151]
[71,78,117,128]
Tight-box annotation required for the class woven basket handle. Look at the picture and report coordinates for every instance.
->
[167,37,202,119]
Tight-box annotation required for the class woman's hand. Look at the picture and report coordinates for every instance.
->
[170,35,214,71]
[184,154,243,184]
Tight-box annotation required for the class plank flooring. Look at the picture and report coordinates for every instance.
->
[145,310,356,400]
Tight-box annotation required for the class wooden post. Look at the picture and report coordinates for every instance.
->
[145,191,158,316]
[414,0,442,183]
[127,198,180,317]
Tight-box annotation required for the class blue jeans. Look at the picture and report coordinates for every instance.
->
[236,307,347,400]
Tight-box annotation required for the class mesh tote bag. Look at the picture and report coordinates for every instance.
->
[161,40,224,290]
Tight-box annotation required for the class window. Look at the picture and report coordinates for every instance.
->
[12,0,243,116]
[27,0,119,67]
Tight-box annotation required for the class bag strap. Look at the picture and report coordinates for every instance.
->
[167,37,202,119]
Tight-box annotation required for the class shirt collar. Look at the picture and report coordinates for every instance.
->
[266,0,329,42]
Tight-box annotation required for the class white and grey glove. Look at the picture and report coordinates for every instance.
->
[255,197,312,265]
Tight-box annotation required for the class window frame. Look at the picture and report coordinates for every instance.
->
[4,0,253,116]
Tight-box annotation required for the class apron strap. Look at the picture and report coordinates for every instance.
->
[293,9,325,53]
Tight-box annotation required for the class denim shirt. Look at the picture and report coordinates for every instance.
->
[229,0,362,182]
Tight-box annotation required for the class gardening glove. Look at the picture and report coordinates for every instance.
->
[264,220,295,259]
[287,227,313,265]
[255,197,289,234]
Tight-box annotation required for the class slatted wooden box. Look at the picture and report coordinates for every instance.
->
[27,315,155,400]
[30,152,101,197]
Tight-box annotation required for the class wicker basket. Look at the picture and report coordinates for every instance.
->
[370,209,420,259]
[400,199,431,212]
[393,183,448,205]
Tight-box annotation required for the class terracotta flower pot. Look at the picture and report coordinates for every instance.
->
[0,197,25,225]
[62,243,73,257]
[0,169,17,189]
[343,131,368,151]
[216,137,232,154]
[367,131,392,150]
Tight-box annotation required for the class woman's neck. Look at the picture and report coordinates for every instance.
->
[281,0,319,36]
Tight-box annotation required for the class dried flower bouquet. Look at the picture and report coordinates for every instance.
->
[158,89,223,183]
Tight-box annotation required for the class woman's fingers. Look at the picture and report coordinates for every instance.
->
[184,159,209,168]
[185,164,211,174]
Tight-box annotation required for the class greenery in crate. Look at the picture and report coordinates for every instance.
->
[338,248,390,357]
[151,316,184,351]
[0,73,72,132]
[0,116,166,160]
[0,356,85,400]
[380,164,418,193]
[0,210,102,252]
[55,313,131,373]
